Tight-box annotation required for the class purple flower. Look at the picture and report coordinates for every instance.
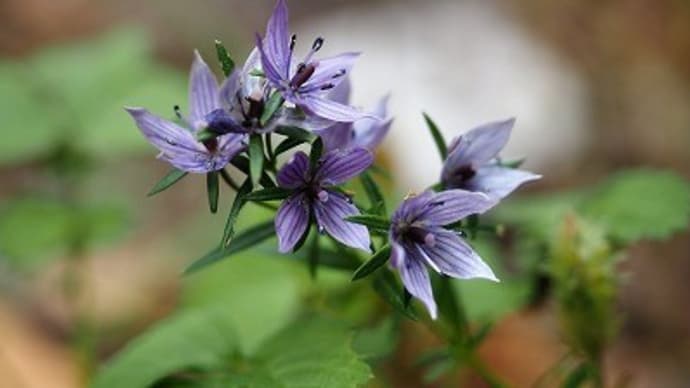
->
[441,118,541,201]
[255,0,368,122]
[275,148,373,253]
[125,51,245,173]
[315,78,393,152]
[389,190,499,319]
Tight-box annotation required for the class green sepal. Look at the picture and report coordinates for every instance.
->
[352,244,391,281]
[221,178,252,246]
[422,112,448,161]
[275,126,317,143]
[214,39,235,76]
[206,171,220,214]
[248,134,265,187]
[260,91,284,126]
[274,137,306,156]
[309,137,324,170]
[147,169,187,197]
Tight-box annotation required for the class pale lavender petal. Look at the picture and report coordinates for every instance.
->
[217,133,247,159]
[277,151,310,189]
[396,251,437,319]
[443,118,514,171]
[464,166,541,200]
[189,50,220,126]
[219,69,241,109]
[125,107,205,158]
[255,34,287,88]
[391,191,435,224]
[273,107,335,131]
[352,118,392,151]
[299,95,372,123]
[264,0,291,78]
[301,52,359,91]
[389,241,406,269]
[418,228,498,281]
[240,47,266,97]
[275,192,310,253]
[328,76,351,105]
[417,189,497,226]
[314,123,353,152]
[313,191,371,252]
[315,148,373,186]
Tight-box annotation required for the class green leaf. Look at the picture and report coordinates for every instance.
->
[91,308,238,388]
[231,156,276,188]
[372,271,418,320]
[275,126,317,144]
[244,187,292,202]
[185,220,275,274]
[579,169,690,243]
[274,137,307,156]
[308,230,320,279]
[562,363,593,388]
[249,318,372,388]
[214,39,235,77]
[248,135,265,187]
[147,169,188,197]
[360,172,386,215]
[345,214,391,232]
[352,244,391,281]
[249,68,265,77]
[206,172,219,214]
[222,178,252,246]
[310,137,324,170]
[422,112,447,161]
[260,91,284,126]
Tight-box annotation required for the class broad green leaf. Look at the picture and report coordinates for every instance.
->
[249,318,372,388]
[422,112,447,161]
[206,172,219,214]
[214,39,235,76]
[352,244,391,281]
[148,169,188,197]
[248,135,265,187]
[91,308,239,388]
[579,169,690,243]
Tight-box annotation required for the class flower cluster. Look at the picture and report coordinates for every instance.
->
[126,0,540,319]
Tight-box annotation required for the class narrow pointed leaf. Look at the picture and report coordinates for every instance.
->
[214,39,235,76]
[206,172,219,213]
[309,137,323,170]
[422,112,447,161]
[222,178,252,246]
[248,134,264,187]
[308,230,320,279]
[147,169,187,197]
[360,172,386,215]
[260,91,284,126]
[275,126,316,143]
[185,220,275,274]
[346,214,391,231]
[274,137,307,156]
[244,187,292,202]
[352,244,391,281]
[231,156,276,188]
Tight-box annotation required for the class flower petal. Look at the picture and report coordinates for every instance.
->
[275,192,310,253]
[464,166,541,200]
[218,69,241,110]
[301,52,359,91]
[313,191,371,252]
[419,229,498,281]
[298,95,372,123]
[416,189,497,226]
[125,107,203,156]
[315,148,373,186]
[264,0,291,78]
[273,107,335,132]
[314,123,353,152]
[443,118,514,175]
[277,151,310,189]
[255,34,287,88]
[328,76,351,105]
[189,51,220,126]
[396,250,437,319]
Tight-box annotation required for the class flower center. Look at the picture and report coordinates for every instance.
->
[451,164,476,182]
[397,223,436,247]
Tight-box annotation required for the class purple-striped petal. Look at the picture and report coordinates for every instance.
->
[125,107,204,157]
[274,107,335,132]
[443,118,514,173]
[264,0,291,78]
[314,123,353,152]
[219,69,241,110]
[418,228,498,281]
[298,95,371,123]
[255,34,287,88]
[275,192,310,253]
[464,166,541,200]
[315,148,373,186]
[416,189,496,226]
[277,151,310,189]
[396,250,437,319]
[300,52,359,92]
[313,191,371,252]
[328,76,351,105]
[189,51,221,128]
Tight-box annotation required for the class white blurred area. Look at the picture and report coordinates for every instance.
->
[293,0,590,191]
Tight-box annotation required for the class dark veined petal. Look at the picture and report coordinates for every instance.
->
[189,50,221,127]
[314,123,353,152]
[218,69,241,110]
[217,133,247,160]
[328,76,351,105]
[300,52,359,92]
[313,191,371,252]
[464,165,541,200]
[315,147,373,186]
[390,191,435,225]
[442,118,514,176]
[418,228,498,281]
[263,0,291,78]
[298,94,372,123]
[255,34,287,89]
[396,249,437,319]
[275,192,310,253]
[277,151,310,189]
[416,189,497,226]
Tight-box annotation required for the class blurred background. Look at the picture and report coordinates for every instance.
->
[1,0,689,387]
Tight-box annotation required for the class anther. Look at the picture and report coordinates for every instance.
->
[312,37,324,51]
[290,34,297,50]
[320,83,335,91]
[332,69,346,79]
[173,105,182,120]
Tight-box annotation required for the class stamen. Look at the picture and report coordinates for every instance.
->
[331,69,346,79]
[173,105,182,120]
[290,34,297,51]
[320,83,335,91]
[312,37,324,51]
[289,63,316,89]
[317,190,329,202]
